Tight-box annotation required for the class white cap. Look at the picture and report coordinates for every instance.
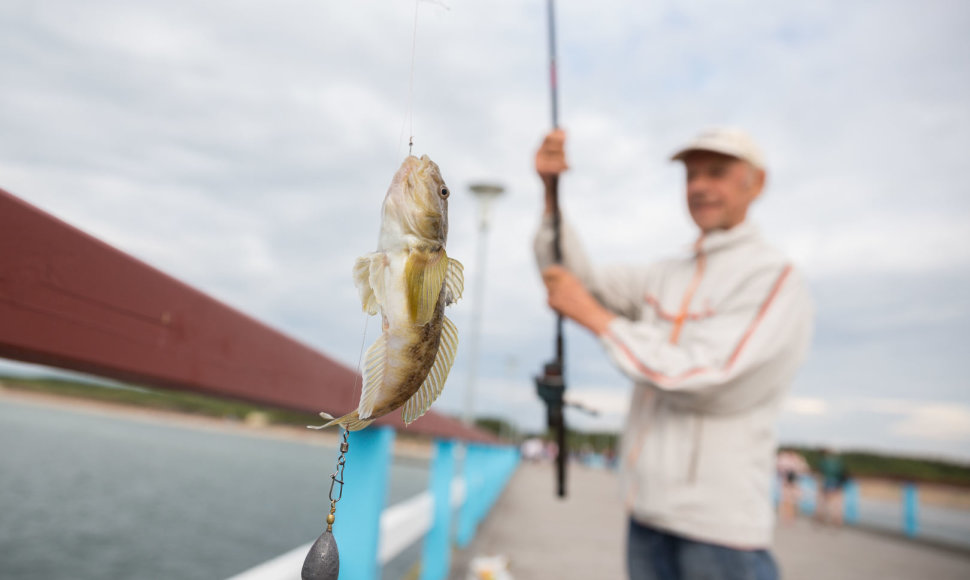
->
[670,127,766,170]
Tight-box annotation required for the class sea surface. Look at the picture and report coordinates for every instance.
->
[0,397,428,579]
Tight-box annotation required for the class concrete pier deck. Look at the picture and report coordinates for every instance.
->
[448,462,970,580]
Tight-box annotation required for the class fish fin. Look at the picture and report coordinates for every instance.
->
[353,253,385,315]
[307,410,373,432]
[358,332,389,420]
[402,315,458,425]
[443,257,464,306]
[405,249,448,325]
[369,253,387,307]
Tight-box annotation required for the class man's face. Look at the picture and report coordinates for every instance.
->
[683,151,764,233]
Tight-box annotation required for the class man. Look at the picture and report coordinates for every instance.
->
[533,128,814,580]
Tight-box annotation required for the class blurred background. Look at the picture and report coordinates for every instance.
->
[1,0,968,578]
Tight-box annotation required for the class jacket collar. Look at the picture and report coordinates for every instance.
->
[693,221,760,255]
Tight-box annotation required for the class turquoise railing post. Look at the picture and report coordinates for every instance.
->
[456,444,520,548]
[333,426,396,580]
[798,475,816,516]
[903,482,919,537]
[843,479,859,525]
[457,443,484,547]
[420,439,456,580]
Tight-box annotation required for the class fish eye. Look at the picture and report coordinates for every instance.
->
[439,185,449,198]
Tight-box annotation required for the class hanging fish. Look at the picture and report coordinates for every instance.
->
[312,154,464,431]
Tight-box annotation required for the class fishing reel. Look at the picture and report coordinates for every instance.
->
[535,360,565,429]
[535,359,568,497]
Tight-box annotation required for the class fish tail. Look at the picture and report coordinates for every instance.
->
[307,411,374,432]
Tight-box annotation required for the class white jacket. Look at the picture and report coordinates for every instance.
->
[535,216,813,548]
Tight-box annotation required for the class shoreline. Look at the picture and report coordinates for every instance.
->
[0,384,434,460]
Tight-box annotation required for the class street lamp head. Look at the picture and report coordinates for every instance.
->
[468,182,505,200]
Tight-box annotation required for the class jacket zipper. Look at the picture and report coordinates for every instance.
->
[674,239,706,482]
[669,241,706,344]
[687,416,704,483]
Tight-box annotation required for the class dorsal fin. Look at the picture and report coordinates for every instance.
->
[402,315,458,425]
[405,249,449,325]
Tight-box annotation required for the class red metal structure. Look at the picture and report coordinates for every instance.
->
[0,187,493,442]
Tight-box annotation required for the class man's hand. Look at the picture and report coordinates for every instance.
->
[541,265,616,335]
[535,129,569,178]
[535,130,569,215]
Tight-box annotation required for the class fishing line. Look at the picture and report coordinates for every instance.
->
[399,0,421,157]
[349,313,370,403]
[396,0,450,159]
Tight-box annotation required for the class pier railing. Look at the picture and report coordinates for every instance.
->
[227,432,519,580]
[0,187,493,443]
[791,476,969,548]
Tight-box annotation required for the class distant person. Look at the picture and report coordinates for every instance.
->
[520,437,545,462]
[533,128,815,580]
[776,450,808,525]
[816,447,848,526]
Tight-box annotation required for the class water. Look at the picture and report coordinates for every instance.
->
[0,398,429,579]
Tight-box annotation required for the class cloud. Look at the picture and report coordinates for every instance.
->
[566,387,631,418]
[871,400,970,442]
[563,386,632,431]
[893,406,970,442]
[777,396,970,461]
[783,397,828,416]
[778,213,970,279]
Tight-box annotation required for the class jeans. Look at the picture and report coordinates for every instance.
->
[627,518,779,580]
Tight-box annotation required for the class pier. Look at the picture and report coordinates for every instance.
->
[448,461,970,580]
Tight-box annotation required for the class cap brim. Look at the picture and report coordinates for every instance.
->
[670,145,763,170]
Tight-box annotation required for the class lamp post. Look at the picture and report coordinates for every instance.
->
[463,182,505,427]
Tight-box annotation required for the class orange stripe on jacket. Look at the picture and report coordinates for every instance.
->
[645,294,715,323]
[607,265,793,387]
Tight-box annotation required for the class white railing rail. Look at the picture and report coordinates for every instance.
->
[227,479,468,580]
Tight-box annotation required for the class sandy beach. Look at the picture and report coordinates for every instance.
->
[856,477,970,510]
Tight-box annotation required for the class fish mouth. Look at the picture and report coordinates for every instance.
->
[389,159,413,191]
[389,155,437,197]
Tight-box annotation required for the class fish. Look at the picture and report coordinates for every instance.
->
[312,154,464,431]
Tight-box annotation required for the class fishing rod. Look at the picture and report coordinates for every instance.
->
[535,0,568,498]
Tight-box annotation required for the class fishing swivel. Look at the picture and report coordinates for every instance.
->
[327,430,350,529]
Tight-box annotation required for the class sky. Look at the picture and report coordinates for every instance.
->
[2,0,969,461]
